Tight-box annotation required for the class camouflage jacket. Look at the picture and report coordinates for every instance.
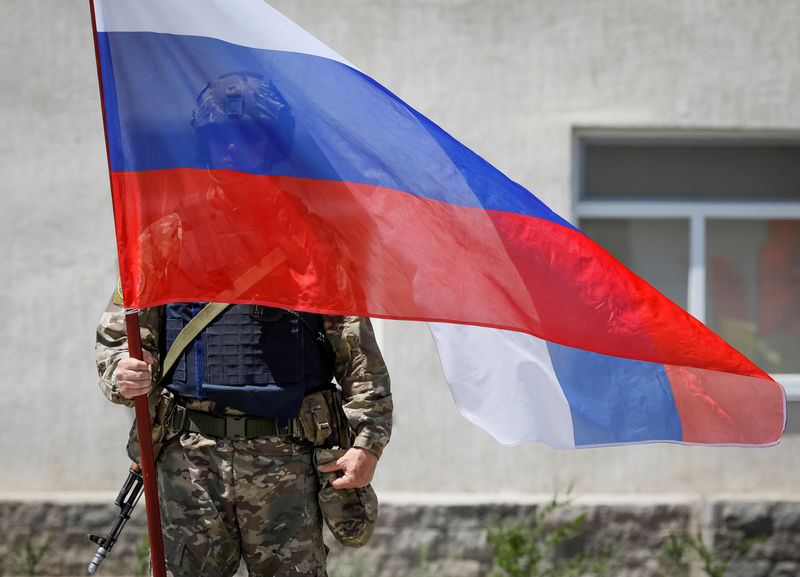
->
[95,292,392,457]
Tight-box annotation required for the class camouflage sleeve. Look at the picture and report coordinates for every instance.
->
[95,286,164,406]
[324,315,392,459]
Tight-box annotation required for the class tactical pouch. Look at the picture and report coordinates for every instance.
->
[313,448,378,548]
[298,388,351,448]
[126,386,179,464]
[298,391,334,446]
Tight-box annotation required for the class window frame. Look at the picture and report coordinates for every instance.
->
[572,129,800,399]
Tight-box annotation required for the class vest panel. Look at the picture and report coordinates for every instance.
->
[163,303,334,417]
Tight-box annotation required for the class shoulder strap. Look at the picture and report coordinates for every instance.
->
[159,303,232,381]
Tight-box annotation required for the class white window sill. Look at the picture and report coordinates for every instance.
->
[774,375,800,402]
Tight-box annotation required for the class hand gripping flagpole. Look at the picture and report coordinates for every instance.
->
[88,2,167,576]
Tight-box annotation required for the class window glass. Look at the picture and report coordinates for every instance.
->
[583,142,800,200]
[579,218,689,310]
[706,219,800,373]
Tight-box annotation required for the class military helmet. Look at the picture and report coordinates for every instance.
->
[192,72,295,167]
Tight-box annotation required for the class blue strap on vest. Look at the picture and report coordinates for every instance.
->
[191,302,204,399]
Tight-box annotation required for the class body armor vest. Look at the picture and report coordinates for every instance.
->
[163,303,334,417]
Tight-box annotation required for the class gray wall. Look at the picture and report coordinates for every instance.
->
[2,0,799,498]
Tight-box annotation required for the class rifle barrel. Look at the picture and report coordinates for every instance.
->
[86,464,144,574]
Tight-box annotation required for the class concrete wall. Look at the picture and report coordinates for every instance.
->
[1,0,800,499]
[4,495,800,577]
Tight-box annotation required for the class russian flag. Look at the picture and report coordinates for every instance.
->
[91,0,786,449]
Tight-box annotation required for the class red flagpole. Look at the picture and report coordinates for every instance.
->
[124,311,167,577]
[88,1,167,575]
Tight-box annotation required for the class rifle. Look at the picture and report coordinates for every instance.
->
[87,463,144,574]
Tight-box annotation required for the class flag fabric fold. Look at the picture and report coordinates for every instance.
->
[92,0,786,448]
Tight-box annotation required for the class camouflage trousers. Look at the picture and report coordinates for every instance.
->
[155,433,327,577]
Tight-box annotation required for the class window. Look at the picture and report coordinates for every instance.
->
[574,131,800,397]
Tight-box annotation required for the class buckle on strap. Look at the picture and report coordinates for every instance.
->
[168,405,187,433]
[226,416,247,438]
[179,408,300,439]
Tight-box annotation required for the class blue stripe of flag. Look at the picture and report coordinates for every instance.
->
[99,30,573,227]
[546,343,684,445]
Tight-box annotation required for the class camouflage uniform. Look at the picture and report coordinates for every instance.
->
[96,294,392,577]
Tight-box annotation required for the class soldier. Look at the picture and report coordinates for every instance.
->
[95,73,392,577]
